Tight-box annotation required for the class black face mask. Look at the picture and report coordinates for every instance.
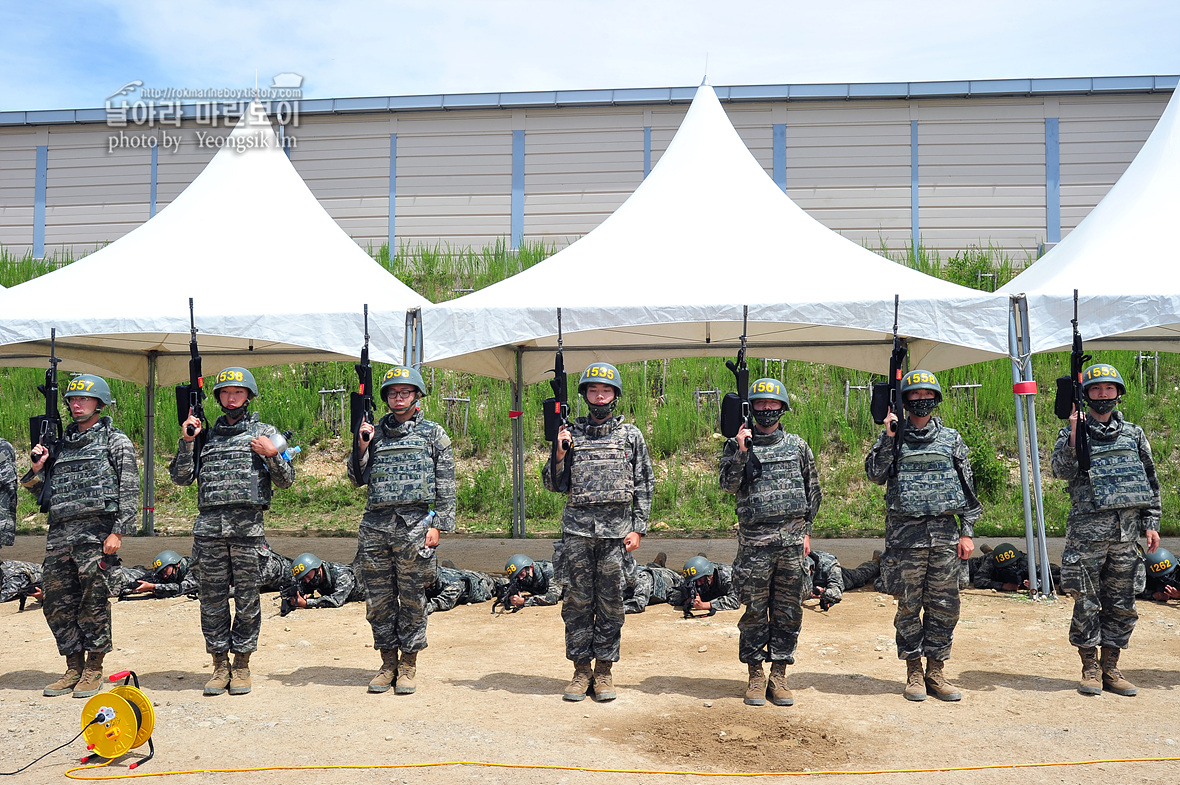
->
[1087,397,1118,415]
[219,402,249,419]
[905,398,938,418]
[753,409,783,428]
[587,399,617,421]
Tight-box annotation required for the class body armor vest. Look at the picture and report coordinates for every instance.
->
[367,425,435,508]
[50,424,117,522]
[1086,427,1153,510]
[197,419,272,510]
[569,423,634,506]
[736,433,809,521]
[886,427,968,517]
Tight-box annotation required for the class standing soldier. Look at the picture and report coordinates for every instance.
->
[544,362,654,703]
[1051,363,1160,697]
[23,375,139,698]
[348,366,455,695]
[721,378,821,707]
[170,367,295,696]
[866,370,980,703]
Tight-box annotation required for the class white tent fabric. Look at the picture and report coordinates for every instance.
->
[0,102,422,385]
[999,88,1180,353]
[419,85,1010,384]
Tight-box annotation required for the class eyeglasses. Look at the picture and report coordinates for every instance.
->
[386,390,417,400]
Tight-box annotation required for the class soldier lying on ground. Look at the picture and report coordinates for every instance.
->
[497,547,568,609]
[426,559,500,614]
[285,552,366,610]
[1139,546,1179,603]
[972,542,1061,593]
[0,559,43,609]
[804,550,881,611]
[117,549,200,599]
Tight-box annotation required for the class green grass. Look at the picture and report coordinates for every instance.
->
[3,240,1179,539]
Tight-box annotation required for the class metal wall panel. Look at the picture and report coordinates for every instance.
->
[0,128,39,255]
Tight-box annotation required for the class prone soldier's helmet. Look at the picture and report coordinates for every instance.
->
[1146,547,1176,580]
[578,363,622,397]
[212,367,259,398]
[151,550,184,577]
[379,366,427,398]
[991,542,1022,566]
[504,554,534,578]
[1081,363,1126,396]
[64,374,113,406]
[749,378,790,411]
[899,370,943,405]
[682,556,716,580]
[291,553,323,585]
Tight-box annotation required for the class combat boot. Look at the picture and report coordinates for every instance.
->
[592,660,617,702]
[395,651,417,694]
[903,658,927,701]
[924,658,962,701]
[1077,647,1102,695]
[563,661,593,702]
[1100,647,1137,697]
[229,652,252,695]
[767,661,794,706]
[44,652,85,697]
[744,662,766,706]
[204,653,232,696]
[653,552,667,568]
[73,652,105,698]
[368,649,398,694]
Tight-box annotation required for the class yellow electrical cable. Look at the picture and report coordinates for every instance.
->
[63,755,1180,780]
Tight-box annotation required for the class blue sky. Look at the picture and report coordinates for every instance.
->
[2,0,1178,111]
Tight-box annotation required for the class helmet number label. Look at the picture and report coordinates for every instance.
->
[753,381,781,395]
[67,379,95,393]
[588,366,615,380]
[216,370,245,383]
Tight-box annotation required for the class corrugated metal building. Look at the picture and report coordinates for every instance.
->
[0,75,1174,261]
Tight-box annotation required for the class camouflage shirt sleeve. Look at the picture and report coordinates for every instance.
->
[973,556,1005,590]
[865,430,895,485]
[259,424,295,490]
[426,577,463,614]
[952,432,982,535]
[719,438,746,494]
[542,450,567,493]
[1050,426,1078,481]
[169,438,196,486]
[625,565,653,613]
[629,426,654,535]
[797,436,822,525]
[816,552,844,605]
[154,569,200,599]
[1134,425,1162,532]
[431,423,457,533]
[709,564,742,611]
[109,431,141,536]
[524,562,564,606]
[0,440,17,546]
[307,566,358,609]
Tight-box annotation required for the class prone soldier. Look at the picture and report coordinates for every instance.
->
[0,435,15,552]
[285,552,366,610]
[349,366,456,695]
[805,550,881,611]
[24,375,140,698]
[497,552,566,609]
[1,559,43,609]
[866,370,981,703]
[117,549,200,599]
[170,366,296,696]
[544,362,654,702]
[972,542,1061,593]
[721,378,822,707]
[1139,547,1179,603]
[1051,363,1160,697]
[669,555,741,613]
[427,561,499,614]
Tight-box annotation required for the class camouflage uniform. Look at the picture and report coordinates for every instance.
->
[0,438,16,549]
[170,412,295,654]
[866,417,981,661]
[622,552,654,614]
[1050,412,1160,649]
[22,417,139,655]
[804,550,881,608]
[543,415,653,663]
[661,561,742,611]
[348,410,455,654]
[1,559,42,604]
[721,428,821,665]
[426,564,497,614]
[116,556,200,599]
[509,558,565,607]
[972,550,1061,592]
[256,542,293,593]
[302,560,365,609]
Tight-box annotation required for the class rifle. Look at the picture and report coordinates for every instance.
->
[682,575,716,619]
[28,329,63,513]
[542,308,572,490]
[349,304,375,482]
[175,298,209,479]
[870,295,907,476]
[491,572,524,614]
[719,305,761,486]
[279,580,301,617]
[1054,290,1091,471]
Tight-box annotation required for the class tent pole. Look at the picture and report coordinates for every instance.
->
[141,352,157,536]
[511,348,525,538]
[1008,299,1038,594]
[1018,296,1055,596]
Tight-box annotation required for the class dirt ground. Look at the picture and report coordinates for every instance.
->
[2,553,1179,785]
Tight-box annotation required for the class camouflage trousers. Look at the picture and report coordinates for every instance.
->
[561,534,625,663]
[193,535,263,655]
[734,543,805,664]
[648,565,683,605]
[880,545,960,660]
[357,526,432,653]
[1060,539,1139,649]
[43,544,118,655]
[841,561,880,591]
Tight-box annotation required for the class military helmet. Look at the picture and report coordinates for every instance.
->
[1146,547,1176,579]
[578,363,622,397]
[1081,363,1126,396]
[212,367,259,397]
[291,553,323,583]
[63,374,113,405]
[379,365,427,398]
[991,542,1022,565]
[900,370,942,405]
[682,556,716,580]
[504,554,534,578]
[749,377,790,411]
[151,550,184,577]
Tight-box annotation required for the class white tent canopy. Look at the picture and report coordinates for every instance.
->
[0,102,421,385]
[420,85,1010,384]
[999,88,1180,353]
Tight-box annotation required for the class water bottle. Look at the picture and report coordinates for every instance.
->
[271,431,300,462]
